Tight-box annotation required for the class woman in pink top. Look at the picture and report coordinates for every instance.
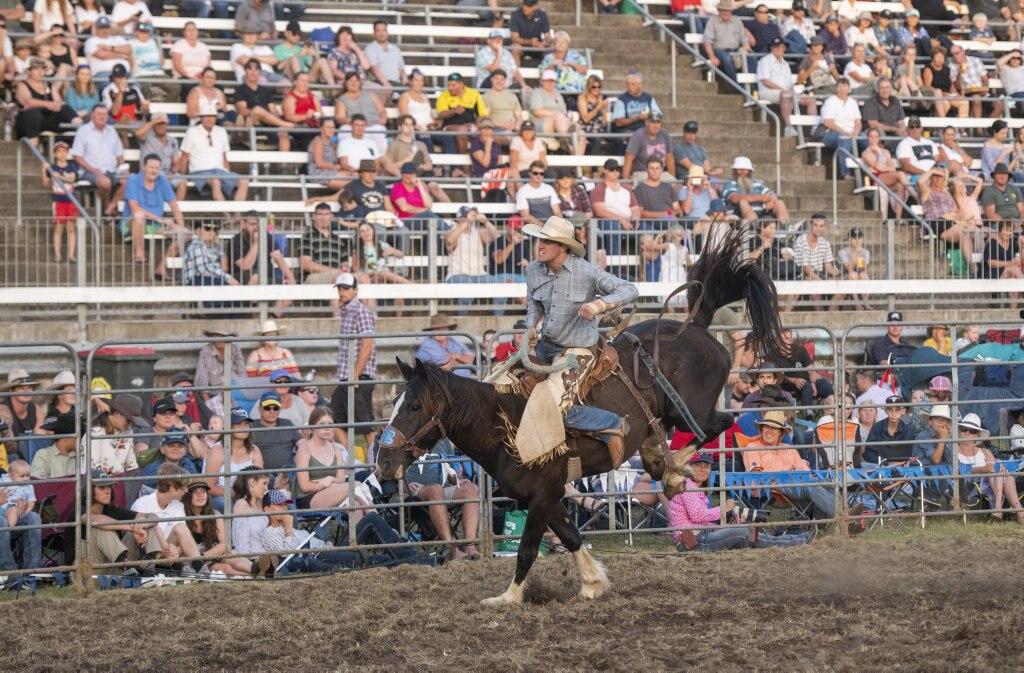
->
[668,454,747,552]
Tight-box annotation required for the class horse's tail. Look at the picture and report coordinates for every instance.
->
[687,224,785,359]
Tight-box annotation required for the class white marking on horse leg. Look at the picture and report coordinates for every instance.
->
[387,392,406,425]
[480,578,527,607]
[573,549,610,599]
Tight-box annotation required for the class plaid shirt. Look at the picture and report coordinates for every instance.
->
[952,56,988,90]
[183,239,231,284]
[525,255,639,349]
[336,298,377,380]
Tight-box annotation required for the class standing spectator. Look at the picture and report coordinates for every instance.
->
[509,0,553,66]
[673,120,722,178]
[327,25,369,82]
[482,70,524,139]
[273,21,334,86]
[364,20,408,98]
[531,70,584,153]
[476,29,526,90]
[83,16,130,85]
[234,59,294,151]
[757,36,800,137]
[552,167,593,227]
[515,160,562,227]
[981,163,1024,222]
[101,62,146,123]
[591,158,640,258]
[611,71,662,138]
[793,215,840,308]
[135,114,184,194]
[281,72,323,153]
[179,103,250,204]
[446,207,499,311]
[997,51,1024,113]
[436,73,488,155]
[861,77,906,139]
[14,58,75,146]
[122,153,187,269]
[623,113,673,180]
[70,105,126,217]
[229,23,282,84]
[819,77,862,180]
[866,311,916,366]
[721,156,790,224]
[390,163,445,228]
[194,326,247,417]
[88,395,141,474]
[634,158,681,225]
[170,22,212,91]
[332,272,377,448]
[538,31,589,100]
[895,116,940,184]
[234,0,276,39]
[702,0,750,82]
[838,227,872,310]
[298,202,352,286]
[41,140,79,263]
[576,75,608,152]
[183,220,240,292]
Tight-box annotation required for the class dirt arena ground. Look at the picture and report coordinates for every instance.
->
[2,526,1023,672]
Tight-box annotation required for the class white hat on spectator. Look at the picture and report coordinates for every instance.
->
[46,370,77,391]
[927,404,952,421]
[958,413,989,437]
[258,319,287,336]
[2,369,39,390]
[732,156,754,172]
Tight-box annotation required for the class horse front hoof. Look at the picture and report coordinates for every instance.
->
[480,580,526,607]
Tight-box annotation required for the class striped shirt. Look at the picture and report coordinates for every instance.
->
[336,298,377,380]
[668,479,721,544]
[793,235,835,274]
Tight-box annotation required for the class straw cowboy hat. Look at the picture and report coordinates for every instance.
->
[258,319,287,336]
[46,370,77,391]
[687,165,706,181]
[424,313,458,331]
[522,216,586,258]
[755,410,791,433]
[2,369,40,391]
[202,324,237,338]
[717,0,737,9]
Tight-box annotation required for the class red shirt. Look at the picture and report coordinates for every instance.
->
[670,423,738,459]
[495,341,517,362]
[390,181,426,219]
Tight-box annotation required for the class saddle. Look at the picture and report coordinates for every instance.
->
[514,341,619,401]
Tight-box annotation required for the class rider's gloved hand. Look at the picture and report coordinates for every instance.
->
[578,299,608,320]
[527,327,539,347]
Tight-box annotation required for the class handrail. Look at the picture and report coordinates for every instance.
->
[19,138,102,236]
[625,1,784,193]
[831,145,929,229]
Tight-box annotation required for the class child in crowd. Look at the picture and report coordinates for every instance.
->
[335,190,368,230]
[0,460,36,529]
[203,414,224,453]
[12,39,32,79]
[41,140,80,263]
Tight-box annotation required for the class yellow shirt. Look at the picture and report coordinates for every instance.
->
[923,336,951,356]
[435,86,488,125]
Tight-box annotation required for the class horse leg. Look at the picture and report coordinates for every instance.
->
[639,424,668,480]
[663,411,735,500]
[481,494,555,607]
[547,502,610,599]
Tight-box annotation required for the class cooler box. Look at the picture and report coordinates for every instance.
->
[80,347,161,414]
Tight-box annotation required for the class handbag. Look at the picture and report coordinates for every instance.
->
[809,67,836,91]
[810,122,828,141]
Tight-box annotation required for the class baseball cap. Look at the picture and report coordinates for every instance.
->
[885,395,904,406]
[285,20,302,34]
[95,16,111,28]
[603,158,621,170]
[171,372,194,386]
[541,70,557,81]
[447,72,463,82]
[153,397,177,415]
[513,319,528,330]
[907,116,922,128]
[488,30,503,39]
[54,140,70,150]
[137,22,153,31]
[490,69,507,79]
[880,9,892,18]
[521,120,536,131]
[849,227,864,238]
[229,407,254,425]
[523,0,539,5]
[400,162,417,174]
[690,453,714,465]
[792,0,805,10]
[160,433,187,447]
[647,111,663,122]
[905,8,920,17]
[264,489,295,506]
[769,37,785,48]
[886,310,903,322]
[334,272,357,289]
[151,112,169,124]
[269,368,295,383]
[478,117,495,129]
[457,205,475,219]
[260,391,283,407]
[683,120,698,133]
[928,375,952,392]
[111,63,129,78]
[555,167,574,179]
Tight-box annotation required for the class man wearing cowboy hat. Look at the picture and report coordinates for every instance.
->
[509,215,638,467]
[702,0,752,82]
[0,369,42,444]
[416,314,476,378]
[194,325,247,418]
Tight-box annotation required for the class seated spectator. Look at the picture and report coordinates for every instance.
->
[757,37,803,137]
[867,311,915,366]
[981,221,1024,308]
[482,70,524,140]
[417,314,477,377]
[895,116,939,184]
[83,16,130,85]
[673,120,721,178]
[538,31,589,100]
[337,114,381,175]
[624,113,673,181]
[611,71,662,139]
[0,458,34,537]
[509,0,553,66]
[122,153,187,268]
[843,44,876,94]
[234,0,276,39]
[922,47,967,120]
[274,20,333,85]
[509,121,547,181]
[531,70,584,154]
[293,407,368,518]
[981,163,1024,222]
[516,160,562,227]
[748,219,795,281]
[404,448,481,559]
[327,25,369,83]
[818,14,848,57]
[861,128,908,220]
[15,57,76,147]
[552,167,592,227]
[797,35,839,97]
[29,412,79,478]
[185,67,226,125]
[71,104,126,216]
[949,44,998,120]
[352,221,409,295]
[229,211,296,293]
[230,24,282,84]
[863,395,914,465]
[919,325,951,357]
[845,11,886,56]
[781,1,816,53]
[334,73,388,154]
[635,158,681,225]
[968,11,1001,50]
[399,76,441,148]
[777,327,833,413]
[65,65,100,125]
[254,372,310,428]
[837,227,871,310]
[170,22,212,87]
[956,413,1024,521]
[446,207,500,311]
[820,78,863,180]
[721,156,790,225]
[260,489,358,572]
[476,29,526,89]
[793,214,840,306]
[234,59,294,151]
[89,394,141,474]
[230,466,271,571]
[247,321,298,377]
[746,4,782,57]
[702,0,750,82]
[298,202,352,286]
[135,114,184,195]
[179,105,250,203]
[893,44,924,101]
[140,432,199,489]
[591,158,639,257]
[183,220,239,292]
[345,160,395,218]
[382,114,449,205]
[183,482,253,575]
[437,72,488,155]
[364,20,408,100]
[390,163,444,228]
[306,118,348,190]
[0,369,43,445]
[82,475,159,575]
[205,406,264,510]
[937,127,973,182]
[861,77,905,140]
[470,118,502,178]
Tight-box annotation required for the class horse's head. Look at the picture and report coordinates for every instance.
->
[376,358,452,480]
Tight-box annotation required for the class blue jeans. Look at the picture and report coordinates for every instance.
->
[807,484,837,518]
[599,219,627,256]
[535,339,623,440]
[822,132,866,179]
[754,528,813,547]
[784,30,808,54]
[182,0,210,17]
[447,273,501,315]
[712,48,738,82]
[689,526,750,552]
[0,511,42,571]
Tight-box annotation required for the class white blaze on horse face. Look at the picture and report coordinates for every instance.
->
[388,392,406,425]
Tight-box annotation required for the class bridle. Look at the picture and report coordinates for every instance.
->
[377,401,448,459]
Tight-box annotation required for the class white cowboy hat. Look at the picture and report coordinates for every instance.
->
[688,165,706,180]
[732,156,754,172]
[2,368,40,391]
[522,216,586,258]
[46,370,77,391]
[258,319,287,336]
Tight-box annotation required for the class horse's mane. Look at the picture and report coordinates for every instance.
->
[415,362,522,443]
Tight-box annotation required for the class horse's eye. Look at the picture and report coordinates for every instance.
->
[409,403,421,412]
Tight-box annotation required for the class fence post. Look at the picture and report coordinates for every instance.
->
[222,341,234,551]
[949,326,962,520]
[258,216,270,323]
[346,338,358,547]
[427,219,439,314]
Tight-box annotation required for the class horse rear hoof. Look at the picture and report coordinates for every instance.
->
[663,468,687,500]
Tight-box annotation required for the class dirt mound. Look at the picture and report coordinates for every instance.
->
[3,531,1024,672]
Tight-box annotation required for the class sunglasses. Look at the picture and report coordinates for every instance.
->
[301,387,318,394]
[263,405,281,411]
[530,171,545,176]
[590,84,602,89]
[606,167,620,172]
[202,224,220,231]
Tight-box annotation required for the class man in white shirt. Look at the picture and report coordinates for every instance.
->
[230,22,284,83]
[110,0,153,36]
[895,116,943,183]
[820,77,863,180]
[757,37,798,136]
[179,104,250,202]
[83,16,131,85]
[130,462,204,568]
[515,160,562,226]
[71,105,126,215]
[337,114,380,174]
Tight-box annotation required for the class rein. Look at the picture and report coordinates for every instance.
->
[378,402,449,458]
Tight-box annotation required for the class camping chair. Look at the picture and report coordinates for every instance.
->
[849,458,923,530]
[814,420,859,468]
